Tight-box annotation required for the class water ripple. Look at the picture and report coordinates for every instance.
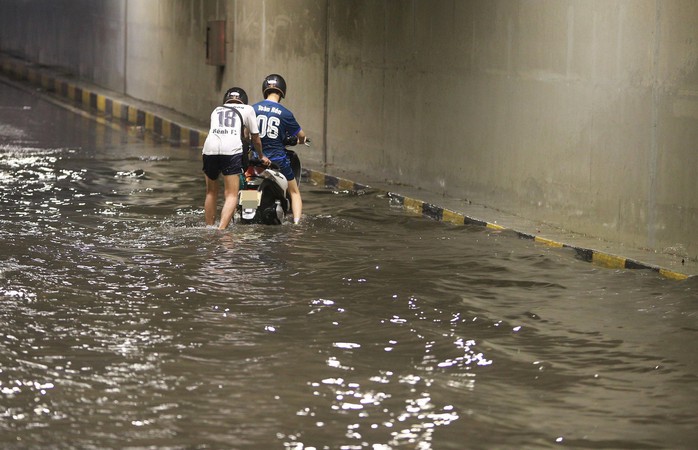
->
[2,84,697,448]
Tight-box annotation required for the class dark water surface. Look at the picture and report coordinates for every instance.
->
[1,82,697,449]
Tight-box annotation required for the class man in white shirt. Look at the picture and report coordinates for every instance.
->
[202,87,270,229]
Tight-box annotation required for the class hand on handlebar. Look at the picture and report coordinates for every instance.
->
[282,135,311,147]
[283,135,299,146]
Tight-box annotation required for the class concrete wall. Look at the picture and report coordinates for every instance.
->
[124,0,327,164]
[1,0,696,260]
[0,0,126,88]
[326,0,698,260]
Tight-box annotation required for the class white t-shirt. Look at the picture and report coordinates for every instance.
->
[202,103,259,155]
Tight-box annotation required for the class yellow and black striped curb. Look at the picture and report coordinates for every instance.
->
[387,192,693,281]
[0,55,372,192]
[2,55,691,280]
[0,56,208,147]
[0,55,373,200]
[0,56,374,191]
[306,171,370,193]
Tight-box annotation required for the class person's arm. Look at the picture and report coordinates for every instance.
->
[243,106,270,165]
[252,133,270,166]
[297,129,307,145]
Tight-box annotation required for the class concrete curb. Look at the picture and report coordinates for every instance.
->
[386,192,691,281]
[0,56,208,148]
[1,54,693,281]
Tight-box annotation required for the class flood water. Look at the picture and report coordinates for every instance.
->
[1,80,697,449]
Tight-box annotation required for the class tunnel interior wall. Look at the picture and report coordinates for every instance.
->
[0,0,696,259]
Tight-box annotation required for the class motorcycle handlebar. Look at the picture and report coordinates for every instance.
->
[248,159,279,170]
[282,136,312,147]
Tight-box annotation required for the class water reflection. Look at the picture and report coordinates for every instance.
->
[2,82,698,449]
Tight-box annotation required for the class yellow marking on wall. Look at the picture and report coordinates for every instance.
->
[128,106,138,124]
[535,236,564,248]
[67,85,76,101]
[403,197,423,215]
[162,120,171,139]
[592,252,626,269]
[96,95,106,113]
[308,171,325,186]
[112,100,124,119]
[81,90,90,107]
[337,178,355,191]
[145,112,155,131]
[442,209,464,225]
[40,74,51,90]
[109,100,118,118]
[486,222,506,231]
[659,269,689,281]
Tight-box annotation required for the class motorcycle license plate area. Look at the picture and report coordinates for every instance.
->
[239,190,260,208]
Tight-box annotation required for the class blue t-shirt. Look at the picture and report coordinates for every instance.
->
[253,100,301,161]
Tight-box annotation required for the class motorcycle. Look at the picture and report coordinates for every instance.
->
[236,137,306,225]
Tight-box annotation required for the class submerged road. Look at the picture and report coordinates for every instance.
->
[1,76,698,448]
[1,53,695,281]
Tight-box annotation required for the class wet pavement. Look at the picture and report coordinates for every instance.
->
[1,53,694,281]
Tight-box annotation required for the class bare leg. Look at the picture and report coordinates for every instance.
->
[218,173,240,230]
[204,175,219,226]
[287,178,302,223]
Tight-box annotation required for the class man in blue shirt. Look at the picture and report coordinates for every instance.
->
[253,74,307,224]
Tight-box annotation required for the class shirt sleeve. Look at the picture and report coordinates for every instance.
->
[283,110,301,137]
[243,105,260,134]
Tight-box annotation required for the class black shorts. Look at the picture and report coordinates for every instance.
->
[202,154,243,180]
